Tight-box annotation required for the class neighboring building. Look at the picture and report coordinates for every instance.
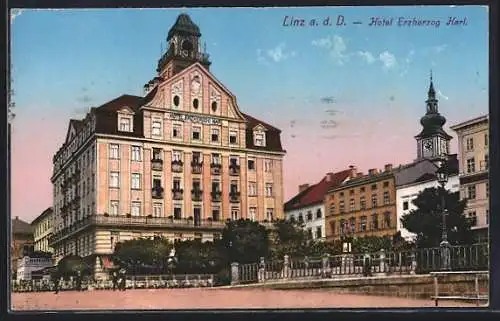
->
[450,115,489,242]
[31,207,54,253]
[11,217,34,278]
[16,252,54,281]
[48,13,286,276]
[284,169,354,240]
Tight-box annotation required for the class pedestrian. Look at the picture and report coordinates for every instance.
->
[119,269,126,291]
[53,276,60,294]
[76,271,82,291]
[112,271,118,291]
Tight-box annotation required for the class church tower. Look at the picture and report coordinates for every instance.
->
[156,13,211,80]
[415,72,452,163]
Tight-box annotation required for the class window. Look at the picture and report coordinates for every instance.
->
[307,228,313,239]
[172,150,182,161]
[211,128,220,142]
[371,184,377,190]
[340,219,346,234]
[131,173,141,189]
[264,160,273,172]
[483,155,489,170]
[466,158,476,173]
[349,189,354,195]
[153,175,162,189]
[330,221,336,235]
[172,124,182,138]
[360,196,366,210]
[316,209,322,219]
[212,208,220,221]
[371,194,377,207]
[152,120,162,136]
[109,144,119,159]
[109,172,119,188]
[360,216,367,232]
[230,181,238,194]
[131,146,142,161]
[339,200,345,213]
[131,202,141,216]
[383,212,391,228]
[192,98,199,109]
[349,217,356,233]
[153,203,162,217]
[110,201,119,215]
[468,211,477,226]
[174,207,182,219]
[192,126,201,140]
[467,185,476,200]
[360,187,365,193]
[383,191,390,205]
[316,227,322,239]
[307,211,313,221]
[329,204,335,215]
[211,101,218,112]
[229,130,238,144]
[172,178,181,190]
[192,179,201,191]
[152,148,162,160]
[383,181,389,188]
[265,183,273,197]
[486,182,489,198]
[485,134,489,147]
[248,159,255,170]
[403,201,409,211]
[248,182,257,196]
[349,198,355,212]
[254,132,265,146]
[340,192,344,198]
[119,117,131,132]
[249,207,257,221]
[212,153,221,164]
[466,137,474,151]
[231,208,239,220]
[486,210,489,225]
[212,181,220,193]
[371,214,378,230]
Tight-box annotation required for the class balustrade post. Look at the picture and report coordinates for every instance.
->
[258,257,266,283]
[283,255,290,279]
[322,253,330,278]
[410,251,417,275]
[379,249,387,275]
[230,262,240,285]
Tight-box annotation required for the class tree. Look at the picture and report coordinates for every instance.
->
[270,219,312,259]
[113,236,173,273]
[174,239,227,274]
[222,219,269,264]
[56,255,92,279]
[401,187,472,248]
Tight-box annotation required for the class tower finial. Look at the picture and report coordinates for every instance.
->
[430,69,433,82]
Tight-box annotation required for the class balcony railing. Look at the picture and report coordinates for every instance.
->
[229,164,240,176]
[210,163,222,175]
[151,158,163,171]
[152,187,164,199]
[480,160,489,171]
[191,161,203,174]
[211,191,222,202]
[171,160,183,173]
[191,189,203,202]
[230,191,241,203]
[172,188,184,200]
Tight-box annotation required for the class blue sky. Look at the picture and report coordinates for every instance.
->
[10,6,489,221]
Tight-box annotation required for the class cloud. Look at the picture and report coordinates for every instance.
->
[10,9,24,22]
[257,43,296,64]
[312,35,349,65]
[320,96,337,104]
[400,49,415,76]
[379,51,397,70]
[357,51,376,64]
[433,44,447,53]
[256,49,268,65]
[437,90,449,100]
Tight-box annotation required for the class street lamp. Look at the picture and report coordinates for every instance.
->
[436,158,451,270]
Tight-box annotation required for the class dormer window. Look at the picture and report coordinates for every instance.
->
[152,119,162,137]
[254,132,266,147]
[118,107,134,132]
[119,117,131,132]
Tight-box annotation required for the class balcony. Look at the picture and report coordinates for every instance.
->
[229,164,240,176]
[152,187,164,199]
[191,189,203,202]
[210,163,222,175]
[151,158,163,171]
[229,191,241,203]
[172,188,184,200]
[211,190,222,202]
[191,161,203,174]
[171,160,183,173]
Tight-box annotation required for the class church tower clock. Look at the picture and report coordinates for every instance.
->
[415,72,452,163]
[156,13,211,79]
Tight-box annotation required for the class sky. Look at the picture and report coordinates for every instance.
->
[10,6,488,222]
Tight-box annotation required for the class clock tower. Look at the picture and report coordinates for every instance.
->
[415,72,452,163]
[157,13,211,79]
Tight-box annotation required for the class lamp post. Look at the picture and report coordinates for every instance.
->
[436,158,451,270]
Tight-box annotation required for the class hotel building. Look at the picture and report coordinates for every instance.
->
[31,207,54,253]
[48,13,285,275]
[450,115,489,242]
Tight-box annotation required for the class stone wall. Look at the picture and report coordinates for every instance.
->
[226,273,489,300]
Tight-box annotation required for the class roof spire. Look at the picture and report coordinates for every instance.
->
[428,69,436,99]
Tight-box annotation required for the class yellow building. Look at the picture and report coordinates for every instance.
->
[31,207,54,253]
[49,13,286,275]
[450,115,489,242]
[325,166,397,241]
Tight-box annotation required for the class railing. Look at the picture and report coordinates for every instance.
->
[234,243,489,284]
[11,274,215,292]
[229,192,241,203]
[229,164,240,176]
[191,189,203,201]
[171,160,183,173]
[172,188,184,200]
[151,159,163,171]
[191,161,203,174]
[210,163,222,175]
[211,191,222,202]
[152,187,164,199]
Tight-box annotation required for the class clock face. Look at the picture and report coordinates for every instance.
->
[440,141,447,154]
[423,140,433,151]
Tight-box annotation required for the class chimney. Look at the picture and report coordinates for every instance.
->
[299,184,310,193]
[368,168,378,175]
[325,173,333,182]
[348,165,357,179]
[384,164,393,172]
[356,172,364,177]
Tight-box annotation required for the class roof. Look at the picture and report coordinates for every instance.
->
[450,114,489,131]
[332,170,394,191]
[242,112,284,152]
[12,217,33,235]
[31,207,53,225]
[167,13,202,41]
[284,169,352,211]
